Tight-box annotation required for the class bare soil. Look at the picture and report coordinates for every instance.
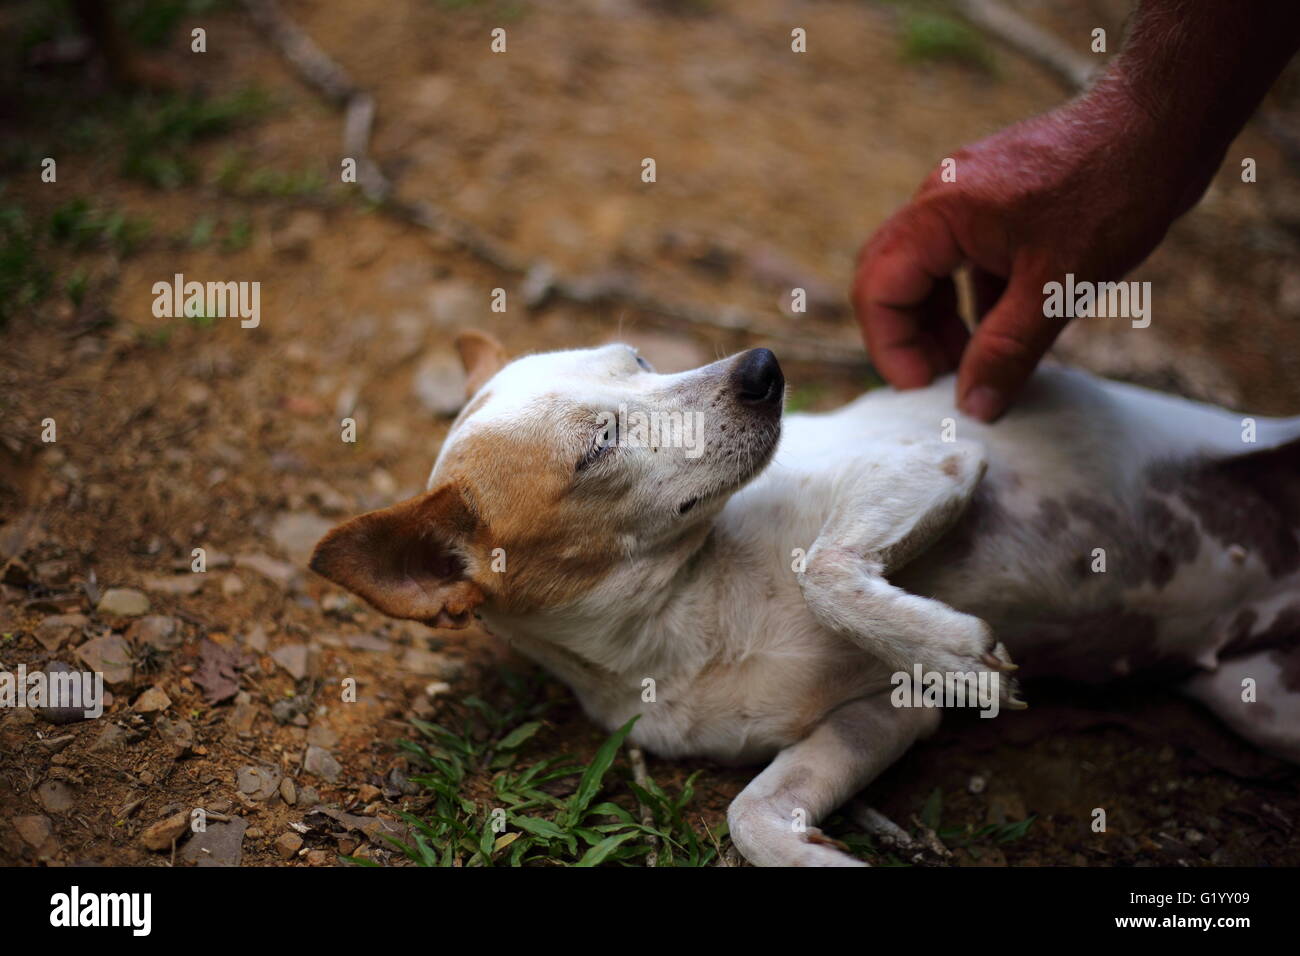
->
[1,0,1298,866]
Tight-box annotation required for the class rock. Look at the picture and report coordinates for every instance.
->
[304,479,351,515]
[243,624,269,652]
[180,816,247,867]
[15,814,53,848]
[426,281,479,328]
[0,511,38,562]
[306,724,338,749]
[280,778,297,806]
[412,351,467,417]
[37,780,76,814]
[192,639,252,705]
[126,615,181,652]
[35,614,87,652]
[156,715,194,757]
[386,767,420,797]
[269,512,333,567]
[140,810,191,851]
[270,643,311,681]
[304,745,342,784]
[401,648,461,677]
[236,765,282,801]
[272,209,325,258]
[235,553,297,588]
[305,849,330,866]
[356,784,381,803]
[96,587,150,617]
[370,469,397,499]
[270,695,311,726]
[36,734,75,755]
[133,686,171,713]
[229,692,258,735]
[344,633,390,652]
[90,722,128,752]
[33,559,72,586]
[275,832,303,859]
[310,806,408,846]
[298,786,321,806]
[36,661,96,724]
[75,634,134,686]
[322,594,361,618]
[142,574,205,596]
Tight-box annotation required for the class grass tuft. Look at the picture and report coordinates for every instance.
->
[900,11,995,72]
[380,671,722,866]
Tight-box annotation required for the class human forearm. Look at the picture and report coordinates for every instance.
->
[1091,0,1300,212]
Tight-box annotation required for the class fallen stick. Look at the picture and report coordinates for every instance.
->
[849,801,916,850]
[954,0,1097,92]
[626,746,659,867]
[240,0,874,370]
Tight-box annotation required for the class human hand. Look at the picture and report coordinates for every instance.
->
[851,85,1201,422]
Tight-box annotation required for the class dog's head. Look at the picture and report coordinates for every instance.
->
[309,331,783,625]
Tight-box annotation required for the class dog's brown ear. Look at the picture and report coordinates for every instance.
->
[455,330,508,399]
[309,484,485,628]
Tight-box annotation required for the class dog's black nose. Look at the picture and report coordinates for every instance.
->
[731,348,784,407]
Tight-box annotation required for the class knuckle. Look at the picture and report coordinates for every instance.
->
[973,326,1042,373]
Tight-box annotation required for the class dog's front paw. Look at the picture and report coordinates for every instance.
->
[982,640,1027,710]
[919,622,1027,712]
[753,828,868,867]
[795,828,870,867]
[729,806,869,867]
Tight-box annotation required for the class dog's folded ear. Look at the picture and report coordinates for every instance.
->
[455,330,508,399]
[308,483,485,628]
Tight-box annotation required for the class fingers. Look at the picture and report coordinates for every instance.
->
[956,271,1064,422]
[930,292,971,373]
[853,204,965,390]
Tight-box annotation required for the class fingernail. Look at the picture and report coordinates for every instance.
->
[961,386,1003,422]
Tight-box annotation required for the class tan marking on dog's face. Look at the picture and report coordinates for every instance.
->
[436,423,629,612]
[428,344,783,614]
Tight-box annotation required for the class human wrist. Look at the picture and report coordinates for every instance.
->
[1080,67,1222,218]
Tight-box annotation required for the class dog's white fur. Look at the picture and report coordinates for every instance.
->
[312,337,1300,866]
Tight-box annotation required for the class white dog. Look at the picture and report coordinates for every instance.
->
[311,331,1300,866]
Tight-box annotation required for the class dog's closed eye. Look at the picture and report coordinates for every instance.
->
[577,422,616,473]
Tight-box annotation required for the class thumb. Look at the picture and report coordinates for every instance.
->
[955,271,1063,422]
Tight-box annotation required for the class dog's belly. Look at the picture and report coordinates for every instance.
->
[895,472,1300,683]
[785,368,1300,684]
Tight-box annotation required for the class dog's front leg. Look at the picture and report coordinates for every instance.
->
[799,440,1016,679]
[727,692,939,866]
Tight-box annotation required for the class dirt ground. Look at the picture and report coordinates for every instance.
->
[1,0,1298,867]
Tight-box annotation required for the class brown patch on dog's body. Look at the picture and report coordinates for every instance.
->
[901,445,1300,683]
[1150,441,1300,580]
[308,484,486,627]
[455,330,509,398]
[437,424,626,614]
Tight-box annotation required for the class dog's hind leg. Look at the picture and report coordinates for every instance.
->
[727,692,939,866]
[1182,645,1300,765]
